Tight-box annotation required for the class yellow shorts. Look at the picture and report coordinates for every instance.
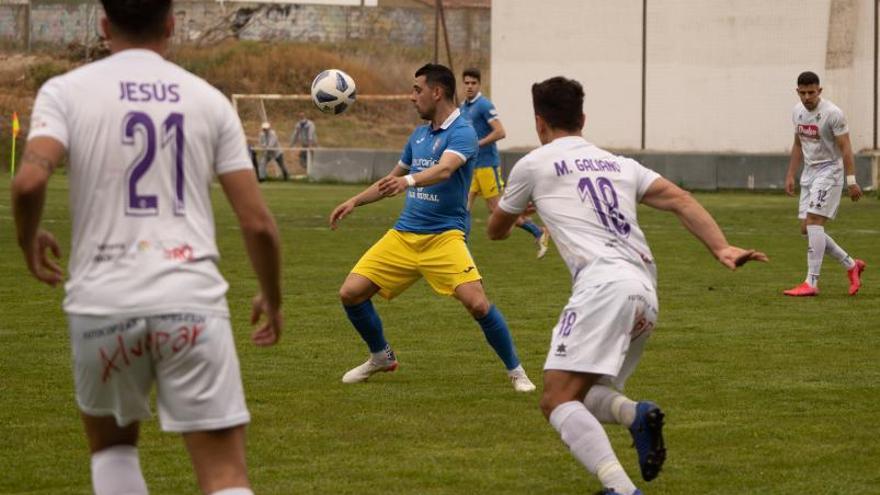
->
[351,229,482,300]
[469,166,504,199]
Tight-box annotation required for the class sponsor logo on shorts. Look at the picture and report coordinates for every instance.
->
[554,343,567,357]
[92,314,207,384]
[462,266,475,274]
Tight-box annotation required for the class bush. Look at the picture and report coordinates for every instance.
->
[27,61,66,90]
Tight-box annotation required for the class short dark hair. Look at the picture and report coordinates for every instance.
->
[531,76,585,132]
[462,67,481,82]
[100,0,172,42]
[797,71,820,86]
[415,63,456,101]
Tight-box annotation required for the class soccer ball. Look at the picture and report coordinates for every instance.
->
[311,69,357,115]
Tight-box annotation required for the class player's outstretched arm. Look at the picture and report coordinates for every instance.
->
[376,151,466,197]
[835,133,862,202]
[487,208,519,240]
[219,169,283,346]
[785,134,802,196]
[329,165,409,229]
[641,177,768,270]
[11,137,65,287]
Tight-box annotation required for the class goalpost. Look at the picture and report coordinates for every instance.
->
[232,93,412,178]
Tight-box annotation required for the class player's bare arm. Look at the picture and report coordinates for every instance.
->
[835,133,862,201]
[785,134,802,196]
[478,119,506,147]
[487,207,520,240]
[330,165,408,229]
[219,169,283,346]
[376,151,466,197]
[11,136,66,287]
[641,177,768,269]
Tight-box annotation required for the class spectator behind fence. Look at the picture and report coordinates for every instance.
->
[258,121,290,181]
[290,112,318,172]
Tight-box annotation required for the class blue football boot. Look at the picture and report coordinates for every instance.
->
[628,401,666,482]
[595,489,643,495]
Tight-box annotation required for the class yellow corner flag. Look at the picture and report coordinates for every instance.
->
[11,112,20,175]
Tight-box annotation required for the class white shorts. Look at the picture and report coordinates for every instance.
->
[544,278,658,390]
[68,312,250,432]
[798,162,842,220]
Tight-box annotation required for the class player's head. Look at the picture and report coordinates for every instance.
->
[261,122,271,131]
[462,68,482,100]
[796,71,822,111]
[100,0,174,45]
[412,63,456,120]
[531,76,585,144]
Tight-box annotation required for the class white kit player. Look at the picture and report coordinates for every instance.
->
[11,1,283,494]
[783,71,865,297]
[488,77,767,495]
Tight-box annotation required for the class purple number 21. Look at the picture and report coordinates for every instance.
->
[124,111,185,216]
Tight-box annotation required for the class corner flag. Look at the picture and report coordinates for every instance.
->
[11,112,20,175]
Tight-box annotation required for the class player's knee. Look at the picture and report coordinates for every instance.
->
[338,286,365,306]
[539,392,562,420]
[466,299,491,318]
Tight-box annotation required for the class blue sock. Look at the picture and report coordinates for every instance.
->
[519,221,542,239]
[343,299,387,353]
[475,305,521,370]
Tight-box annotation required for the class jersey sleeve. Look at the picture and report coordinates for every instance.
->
[27,77,69,148]
[443,125,477,162]
[398,132,415,170]
[481,99,499,123]
[214,97,253,176]
[631,158,662,201]
[497,157,534,214]
[829,108,849,137]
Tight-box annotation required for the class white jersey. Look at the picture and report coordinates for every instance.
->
[498,136,661,287]
[792,98,848,167]
[28,49,252,316]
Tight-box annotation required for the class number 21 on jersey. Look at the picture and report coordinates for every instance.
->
[123,111,185,217]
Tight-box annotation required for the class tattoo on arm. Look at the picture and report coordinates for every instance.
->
[22,149,58,174]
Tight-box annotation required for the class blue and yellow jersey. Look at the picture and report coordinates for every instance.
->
[394,109,478,234]
[460,92,500,169]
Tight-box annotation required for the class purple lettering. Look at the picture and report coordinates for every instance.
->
[125,82,138,101]
[554,160,570,176]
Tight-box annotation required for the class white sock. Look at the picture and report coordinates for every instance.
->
[210,488,254,495]
[549,401,638,495]
[823,234,855,269]
[584,385,637,427]
[805,225,826,287]
[90,445,148,495]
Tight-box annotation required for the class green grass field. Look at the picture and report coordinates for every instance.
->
[1,179,878,494]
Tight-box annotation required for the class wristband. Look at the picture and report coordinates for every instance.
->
[846,175,857,187]
[404,175,417,187]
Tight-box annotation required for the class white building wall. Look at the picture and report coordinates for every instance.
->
[491,0,643,150]
[492,0,876,153]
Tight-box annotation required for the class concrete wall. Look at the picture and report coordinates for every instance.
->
[310,148,879,191]
[0,1,489,56]
[492,0,878,154]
